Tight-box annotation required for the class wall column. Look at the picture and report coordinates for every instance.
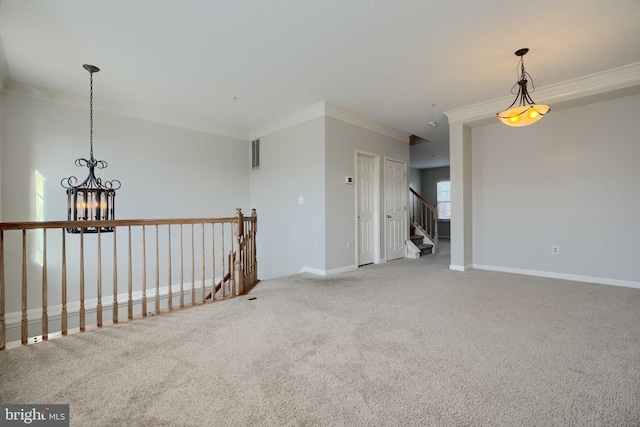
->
[449,121,472,270]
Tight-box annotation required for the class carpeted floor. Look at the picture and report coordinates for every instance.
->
[1,242,639,426]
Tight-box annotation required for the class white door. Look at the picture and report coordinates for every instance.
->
[385,158,406,261]
[357,154,375,265]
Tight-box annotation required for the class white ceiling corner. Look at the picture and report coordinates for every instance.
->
[249,101,410,142]
[324,103,410,143]
[249,101,326,140]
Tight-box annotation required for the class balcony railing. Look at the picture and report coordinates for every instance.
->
[0,208,257,350]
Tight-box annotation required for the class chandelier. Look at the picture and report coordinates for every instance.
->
[497,48,550,127]
[61,64,121,233]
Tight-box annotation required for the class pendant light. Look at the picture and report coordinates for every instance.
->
[497,48,550,127]
[61,64,121,233]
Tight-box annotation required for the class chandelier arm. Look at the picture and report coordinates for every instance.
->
[60,176,78,188]
[74,158,91,168]
[104,179,122,191]
[502,86,524,112]
[61,174,92,190]
[522,88,538,106]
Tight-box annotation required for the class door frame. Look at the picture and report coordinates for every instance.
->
[354,150,381,266]
[383,156,408,262]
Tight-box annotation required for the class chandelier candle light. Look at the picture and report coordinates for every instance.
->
[61,64,121,233]
[497,48,550,127]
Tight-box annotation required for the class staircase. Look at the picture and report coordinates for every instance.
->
[408,187,438,256]
[410,225,433,256]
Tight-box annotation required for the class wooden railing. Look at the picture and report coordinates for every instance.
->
[409,188,438,253]
[0,208,257,350]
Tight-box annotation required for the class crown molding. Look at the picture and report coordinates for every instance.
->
[325,103,410,143]
[2,79,249,140]
[250,101,410,143]
[249,101,326,140]
[5,77,411,143]
[445,62,640,125]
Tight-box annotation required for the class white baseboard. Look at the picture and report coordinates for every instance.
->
[449,264,472,272]
[4,280,220,343]
[299,266,326,276]
[299,265,358,276]
[473,264,640,289]
[325,265,358,275]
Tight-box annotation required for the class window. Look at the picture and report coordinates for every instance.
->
[251,139,260,170]
[437,180,450,220]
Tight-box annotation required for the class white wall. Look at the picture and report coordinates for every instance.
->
[472,93,640,285]
[1,93,250,341]
[325,116,409,271]
[249,117,326,280]
[249,112,409,279]
[1,94,249,221]
[419,166,450,207]
[450,123,473,270]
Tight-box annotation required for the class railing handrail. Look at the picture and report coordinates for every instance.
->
[0,209,258,350]
[409,187,437,212]
[0,216,256,231]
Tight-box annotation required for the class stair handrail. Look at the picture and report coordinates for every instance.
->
[409,187,438,254]
[409,188,436,211]
[0,209,258,351]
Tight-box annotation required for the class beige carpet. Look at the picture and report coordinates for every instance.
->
[1,243,639,426]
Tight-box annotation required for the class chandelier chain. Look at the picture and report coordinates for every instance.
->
[89,70,94,161]
[511,56,537,95]
[61,64,121,192]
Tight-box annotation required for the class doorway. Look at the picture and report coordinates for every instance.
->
[384,157,407,261]
[355,152,380,266]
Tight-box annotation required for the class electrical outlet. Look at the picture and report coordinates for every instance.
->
[552,245,559,255]
[347,241,351,250]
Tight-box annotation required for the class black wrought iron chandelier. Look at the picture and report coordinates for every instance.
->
[497,48,550,127]
[61,64,121,233]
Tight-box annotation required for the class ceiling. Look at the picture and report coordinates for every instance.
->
[1,0,640,169]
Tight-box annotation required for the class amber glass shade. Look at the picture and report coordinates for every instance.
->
[497,104,550,127]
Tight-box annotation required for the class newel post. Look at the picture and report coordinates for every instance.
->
[252,208,257,283]
[234,208,244,296]
[434,207,439,254]
[0,230,5,351]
